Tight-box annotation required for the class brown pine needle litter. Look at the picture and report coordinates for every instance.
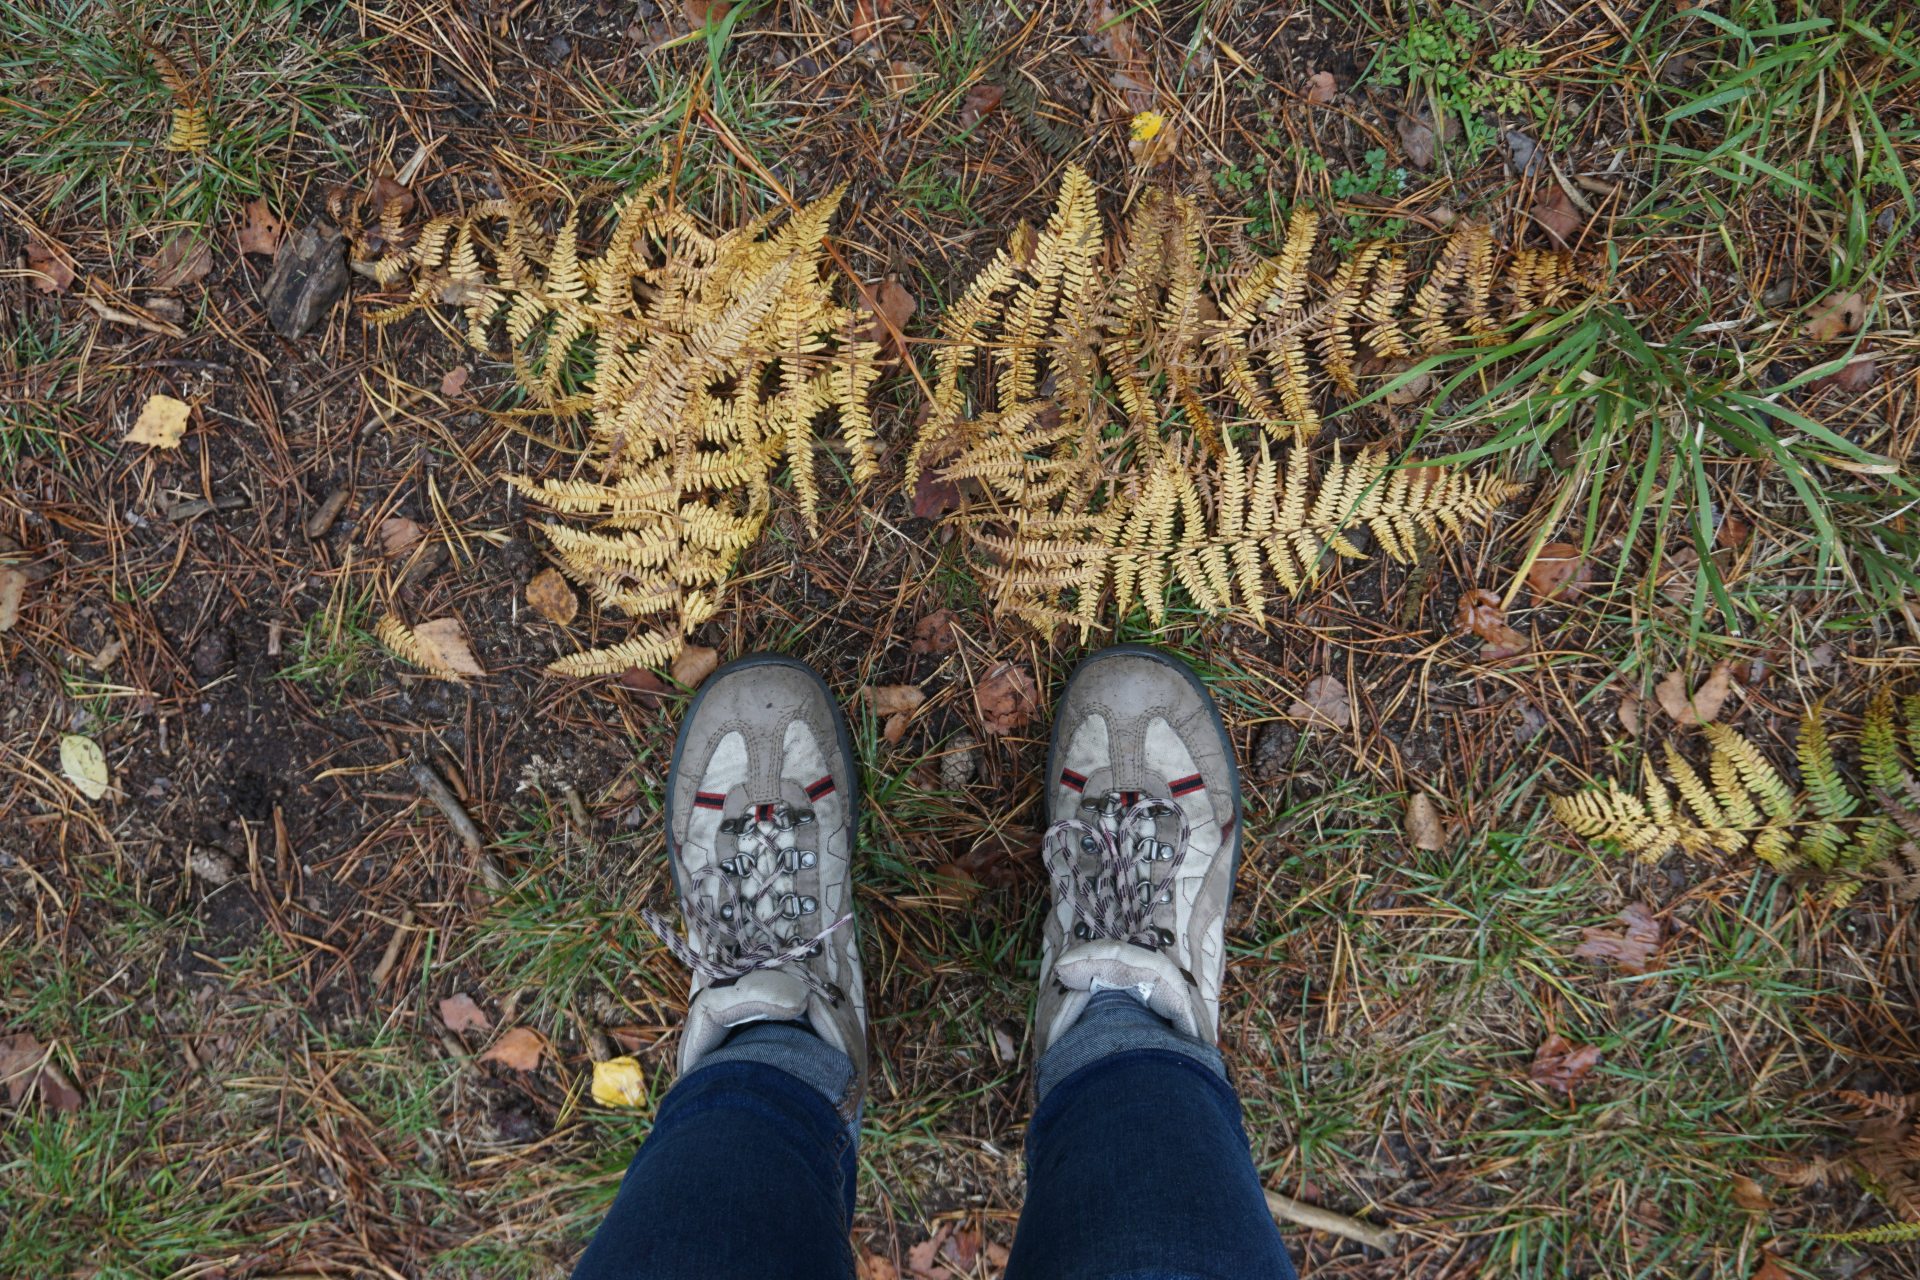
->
[4,1,1919,1276]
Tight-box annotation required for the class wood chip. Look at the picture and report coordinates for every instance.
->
[126,394,192,448]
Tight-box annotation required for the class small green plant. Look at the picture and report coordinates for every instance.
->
[271,580,380,703]
[1370,5,1548,157]
[1329,147,1409,247]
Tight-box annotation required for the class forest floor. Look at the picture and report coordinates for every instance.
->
[3,1,1918,1277]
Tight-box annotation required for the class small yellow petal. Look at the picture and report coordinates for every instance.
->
[1129,110,1166,143]
[591,1056,648,1108]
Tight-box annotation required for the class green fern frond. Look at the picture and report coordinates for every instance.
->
[1799,701,1859,822]
[1817,1220,1920,1244]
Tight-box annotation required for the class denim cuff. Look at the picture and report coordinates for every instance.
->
[1035,989,1227,1102]
[693,1020,860,1120]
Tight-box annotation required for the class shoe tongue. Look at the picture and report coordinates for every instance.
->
[678,968,811,1072]
[1052,939,1199,1038]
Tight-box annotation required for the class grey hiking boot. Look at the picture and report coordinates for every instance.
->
[652,654,867,1093]
[1036,644,1241,1054]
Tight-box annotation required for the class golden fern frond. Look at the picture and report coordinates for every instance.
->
[1316,242,1380,397]
[166,105,210,154]
[902,169,1590,637]
[1551,783,1691,862]
[375,614,427,669]
[369,174,875,675]
[546,629,685,678]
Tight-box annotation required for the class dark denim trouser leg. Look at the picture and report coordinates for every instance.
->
[570,1025,859,1280]
[1006,993,1299,1280]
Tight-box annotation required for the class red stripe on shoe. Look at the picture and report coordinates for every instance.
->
[1169,773,1204,797]
[693,791,726,810]
[1059,768,1087,792]
[805,775,835,800]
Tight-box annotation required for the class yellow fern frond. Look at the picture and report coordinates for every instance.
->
[368,174,872,674]
[166,105,210,154]
[546,629,685,678]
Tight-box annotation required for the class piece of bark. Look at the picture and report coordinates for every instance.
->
[263,219,349,338]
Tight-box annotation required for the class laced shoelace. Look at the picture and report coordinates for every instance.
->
[1043,792,1192,950]
[645,800,850,1004]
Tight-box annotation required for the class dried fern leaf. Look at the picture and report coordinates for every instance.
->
[370,178,875,675]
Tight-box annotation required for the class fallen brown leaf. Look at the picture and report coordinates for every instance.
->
[1289,674,1352,730]
[378,516,425,556]
[868,684,927,718]
[1405,793,1447,851]
[1803,290,1867,342]
[147,233,213,288]
[619,666,670,707]
[126,393,192,448]
[1730,1173,1772,1213]
[1617,690,1645,734]
[975,663,1037,736]
[1808,353,1879,394]
[1530,183,1586,249]
[1526,542,1593,604]
[851,0,891,44]
[671,644,719,689]
[911,609,958,655]
[439,993,493,1033]
[1654,661,1732,726]
[1716,515,1752,549]
[25,238,75,293]
[862,276,917,353]
[439,365,470,397]
[943,1225,981,1271]
[0,567,25,632]
[1089,0,1154,111]
[1305,70,1338,103]
[0,1033,82,1112]
[958,81,1003,128]
[911,470,962,521]
[1752,1252,1791,1280]
[1529,1033,1601,1096]
[236,199,285,256]
[1457,588,1528,660]
[684,0,730,28]
[525,567,579,625]
[1382,367,1435,406]
[883,60,926,94]
[857,1249,901,1280]
[414,616,486,678]
[1574,903,1663,975]
[1397,111,1439,169]
[883,712,911,745]
[906,1226,951,1279]
[480,1026,546,1072]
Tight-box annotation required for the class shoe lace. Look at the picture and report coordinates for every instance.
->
[1043,792,1192,951]
[644,801,850,1004]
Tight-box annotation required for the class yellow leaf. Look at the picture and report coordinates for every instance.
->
[1129,110,1166,143]
[59,734,110,800]
[591,1056,648,1107]
[126,394,191,449]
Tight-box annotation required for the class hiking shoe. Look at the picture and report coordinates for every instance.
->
[653,654,867,1089]
[1035,644,1241,1053]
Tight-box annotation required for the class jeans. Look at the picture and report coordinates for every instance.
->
[571,993,1298,1280]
